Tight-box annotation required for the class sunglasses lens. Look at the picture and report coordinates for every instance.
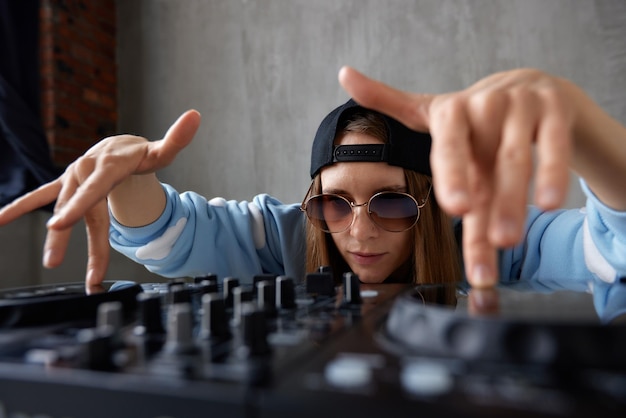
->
[369,193,419,232]
[306,195,352,232]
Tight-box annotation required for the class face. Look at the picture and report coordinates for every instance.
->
[320,132,413,284]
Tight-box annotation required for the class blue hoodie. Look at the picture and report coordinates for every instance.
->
[110,179,626,316]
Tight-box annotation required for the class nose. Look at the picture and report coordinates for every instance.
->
[349,205,378,239]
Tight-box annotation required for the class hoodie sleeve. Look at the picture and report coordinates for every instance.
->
[109,183,306,283]
[498,179,626,288]
[579,180,626,284]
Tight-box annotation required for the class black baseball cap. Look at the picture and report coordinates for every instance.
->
[310,99,432,178]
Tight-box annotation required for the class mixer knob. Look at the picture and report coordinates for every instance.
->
[198,279,219,295]
[253,274,277,293]
[164,303,197,355]
[199,293,231,339]
[233,286,254,326]
[257,280,277,318]
[97,301,123,331]
[276,276,296,310]
[170,284,192,305]
[195,274,219,295]
[167,278,187,290]
[194,273,218,285]
[243,309,270,356]
[223,277,240,308]
[305,272,335,297]
[342,272,362,306]
[136,292,165,335]
[134,292,165,359]
[318,265,333,274]
[77,327,116,371]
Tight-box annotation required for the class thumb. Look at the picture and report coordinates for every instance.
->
[153,109,202,165]
[338,66,434,132]
[162,109,202,150]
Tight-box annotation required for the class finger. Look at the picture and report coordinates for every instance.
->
[85,283,106,295]
[464,212,499,288]
[429,96,472,214]
[50,140,148,229]
[53,177,123,231]
[43,226,73,268]
[338,66,433,132]
[464,88,508,163]
[533,92,572,210]
[42,179,77,267]
[468,287,500,316]
[462,166,499,288]
[84,200,111,286]
[0,180,61,225]
[47,159,103,230]
[140,109,202,172]
[489,91,537,246]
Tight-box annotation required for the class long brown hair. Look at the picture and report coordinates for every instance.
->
[304,111,462,284]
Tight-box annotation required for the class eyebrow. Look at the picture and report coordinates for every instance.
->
[322,185,408,195]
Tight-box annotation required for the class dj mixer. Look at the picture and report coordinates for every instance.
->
[0,271,625,418]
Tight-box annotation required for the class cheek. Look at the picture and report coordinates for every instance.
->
[394,231,413,259]
[382,231,413,276]
[329,233,354,264]
[329,233,345,251]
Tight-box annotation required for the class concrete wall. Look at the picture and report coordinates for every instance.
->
[1,0,625,288]
[0,212,160,288]
[117,0,626,205]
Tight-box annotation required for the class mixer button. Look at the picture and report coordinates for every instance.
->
[324,356,373,389]
[400,361,453,397]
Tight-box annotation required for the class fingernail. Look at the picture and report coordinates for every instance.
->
[472,264,496,288]
[86,269,98,286]
[469,288,500,315]
[496,219,518,242]
[538,187,561,208]
[43,249,55,268]
[46,215,59,228]
[448,190,470,208]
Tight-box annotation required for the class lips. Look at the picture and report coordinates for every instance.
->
[348,251,386,265]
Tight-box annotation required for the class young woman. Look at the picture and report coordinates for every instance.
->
[106,99,462,286]
[302,100,462,285]
[0,67,624,290]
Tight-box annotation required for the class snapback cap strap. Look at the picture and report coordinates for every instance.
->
[333,144,388,163]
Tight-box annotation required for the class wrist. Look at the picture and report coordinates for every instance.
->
[109,173,166,226]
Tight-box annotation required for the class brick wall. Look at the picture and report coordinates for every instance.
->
[39,0,117,167]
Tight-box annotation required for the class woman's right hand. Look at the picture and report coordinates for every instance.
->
[338,66,626,288]
[0,110,201,286]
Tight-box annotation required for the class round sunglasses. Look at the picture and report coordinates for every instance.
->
[301,185,431,233]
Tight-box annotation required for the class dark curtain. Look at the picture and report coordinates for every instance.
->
[0,0,60,207]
